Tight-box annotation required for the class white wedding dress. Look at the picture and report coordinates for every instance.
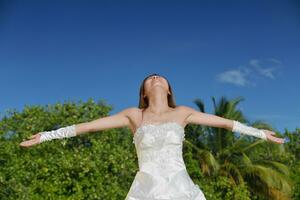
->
[125,121,206,200]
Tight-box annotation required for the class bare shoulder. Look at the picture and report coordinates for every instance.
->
[121,107,142,132]
[174,105,199,126]
[119,106,141,117]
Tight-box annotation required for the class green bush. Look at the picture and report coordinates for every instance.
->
[0,98,297,199]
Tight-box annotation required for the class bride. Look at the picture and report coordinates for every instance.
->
[19,73,285,199]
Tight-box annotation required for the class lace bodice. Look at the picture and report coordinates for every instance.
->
[132,122,186,172]
[125,121,206,199]
[133,121,185,143]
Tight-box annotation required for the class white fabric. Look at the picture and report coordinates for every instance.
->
[39,124,76,143]
[232,120,267,140]
[125,122,206,200]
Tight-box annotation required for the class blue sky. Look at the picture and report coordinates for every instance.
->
[0,0,299,133]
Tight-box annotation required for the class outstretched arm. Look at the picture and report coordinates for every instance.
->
[75,107,132,135]
[181,106,285,144]
[19,107,134,148]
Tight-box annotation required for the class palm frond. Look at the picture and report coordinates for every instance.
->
[240,139,265,152]
[254,160,290,176]
[184,139,220,175]
[193,98,205,113]
[219,162,245,185]
[242,164,292,199]
[190,95,292,199]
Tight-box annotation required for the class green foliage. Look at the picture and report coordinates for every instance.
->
[183,142,251,200]
[283,128,300,199]
[0,97,298,199]
[0,98,137,199]
[290,164,300,199]
[186,96,295,200]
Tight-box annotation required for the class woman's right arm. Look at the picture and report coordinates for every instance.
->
[76,107,134,135]
[19,107,136,148]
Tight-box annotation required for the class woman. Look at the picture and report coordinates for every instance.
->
[19,73,285,199]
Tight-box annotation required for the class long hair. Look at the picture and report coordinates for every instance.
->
[138,73,176,109]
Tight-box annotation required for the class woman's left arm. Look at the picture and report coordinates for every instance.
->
[181,106,285,144]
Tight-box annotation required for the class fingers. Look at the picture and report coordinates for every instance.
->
[19,140,29,147]
[19,140,30,147]
[19,133,42,148]
[275,138,285,144]
[263,130,285,144]
[270,136,285,144]
[19,139,38,148]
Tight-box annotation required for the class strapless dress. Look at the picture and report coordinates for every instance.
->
[125,122,206,200]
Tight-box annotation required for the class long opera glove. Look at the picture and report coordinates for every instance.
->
[39,124,77,143]
[232,120,267,140]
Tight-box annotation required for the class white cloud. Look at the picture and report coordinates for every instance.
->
[215,58,282,87]
[249,59,277,79]
[215,69,249,86]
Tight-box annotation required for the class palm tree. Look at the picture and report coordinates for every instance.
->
[184,96,292,200]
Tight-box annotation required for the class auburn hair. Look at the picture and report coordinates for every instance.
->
[138,73,176,109]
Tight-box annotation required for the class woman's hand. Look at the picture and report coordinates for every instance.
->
[262,129,285,144]
[19,133,41,148]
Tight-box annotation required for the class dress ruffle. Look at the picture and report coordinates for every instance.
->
[125,170,206,200]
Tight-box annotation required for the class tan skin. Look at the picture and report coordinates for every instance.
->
[19,75,285,148]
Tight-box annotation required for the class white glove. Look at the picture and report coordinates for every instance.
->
[39,124,77,143]
[232,120,267,140]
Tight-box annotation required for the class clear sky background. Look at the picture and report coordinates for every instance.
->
[0,0,299,133]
